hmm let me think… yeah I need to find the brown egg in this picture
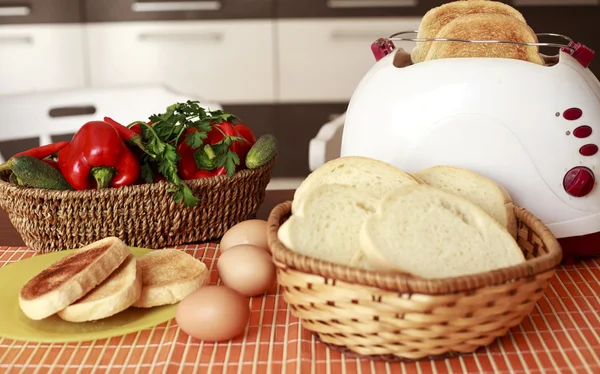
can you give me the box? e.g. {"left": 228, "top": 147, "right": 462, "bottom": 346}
{"left": 175, "top": 286, "right": 250, "bottom": 342}
{"left": 219, "top": 219, "right": 269, "bottom": 253}
{"left": 217, "top": 244, "right": 276, "bottom": 297}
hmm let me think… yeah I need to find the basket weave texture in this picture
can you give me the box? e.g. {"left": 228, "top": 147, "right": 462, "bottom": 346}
{"left": 0, "top": 157, "right": 276, "bottom": 253}
{"left": 267, "top": 201, "right": 563, "bottom": 361}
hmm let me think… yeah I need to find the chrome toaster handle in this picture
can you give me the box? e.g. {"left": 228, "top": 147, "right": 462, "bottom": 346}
{"left": 370, "top": 30, "right": 595, "bottom": 68}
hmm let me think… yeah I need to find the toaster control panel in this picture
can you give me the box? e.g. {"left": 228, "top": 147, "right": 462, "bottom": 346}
{"left": 563, "top": 167, "right": 595, "bottom": 197}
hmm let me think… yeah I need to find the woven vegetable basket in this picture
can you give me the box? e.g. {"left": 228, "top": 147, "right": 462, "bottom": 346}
{"left": 267, "top": 201, "right": 563, "bottom": 361}
{"left": 0, "top": 156, "right": 276, "bottom": 253}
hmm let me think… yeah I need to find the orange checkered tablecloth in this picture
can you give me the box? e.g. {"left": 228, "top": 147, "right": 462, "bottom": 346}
{"left": 0, "top": 244, "right": 599, "bottom": 374}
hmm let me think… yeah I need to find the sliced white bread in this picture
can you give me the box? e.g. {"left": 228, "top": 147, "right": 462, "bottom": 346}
{"left": 19, "top": 237, "right": 130, "bottom": 320}
{"left": 57, "top": 254, "right": 142, "bottom": 322}
{"left": 279, "top": 183, "right": 378, "bottom": 268}
{"left": 292, "top": 156, "right": 419, "bottom": 214}
{"left": 360, "top": 185, "right": 526, "bottom": 279}
{"left": 414, "top": 165, "right": 517, "bottom": 238}
{"left": 132, "top": 249, "right": 209, "bottom": 308}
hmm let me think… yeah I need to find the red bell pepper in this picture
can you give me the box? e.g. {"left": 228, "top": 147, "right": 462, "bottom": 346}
{"left": 42, "top": 158, "right": 60, "bottom": 171}
{"left": 233, "top": 124, "right": 256, "bottom": 144}
{"left": 103, "top": 116, "right": 153, "bottom": 157}
{"left": 194, "top": 166, "right": 226, "bottom": 179}
{"left": 177, "top": 128, "right": 205, "bottom": 180}
{"left": 205, "top": 121, "right": 252, "bottom": 172}
{"left": 0, "top": 142, "right": 69, "bottom": 172}
{"left": 232, "top": 123, "right": 256, "bottom": 167}
{"left": 58, "top": 121, "right": 140, "bottom": 190}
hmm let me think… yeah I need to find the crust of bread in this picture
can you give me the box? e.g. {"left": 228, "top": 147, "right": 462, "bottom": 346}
{"left": 409, "top": 173, "right": 426, "bottom": 184}
{"left": 424, "top": 13, "right": 544, "bottom": 65}
{"left": 132, "top": 249, "right": 209, "bottom": 308}
{"left": 57, "top": 254, "right": 142, "bottom": 322}
{"left": 411, "top": 0, "right": 527, "bottom": 63}
{"left": 19, "top": 237, "right": 130, "bottom": 320}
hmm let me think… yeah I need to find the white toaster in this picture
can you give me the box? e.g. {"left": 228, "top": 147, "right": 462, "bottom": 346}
{"left": 340, "top": 33, "right": 600, "bottom": 261}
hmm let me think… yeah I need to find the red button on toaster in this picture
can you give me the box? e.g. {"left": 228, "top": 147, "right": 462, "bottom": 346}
{"left": 573, "top": 125, "right": 592, "bottom": 138}
{"left": 580, "top": 144, "right": 599, "bottom": 156}
{"left": 563, "top": 167, "right": 595, "bottom": 197}
{"left": 563, "top": 108, "right": 583, "bottom": 121}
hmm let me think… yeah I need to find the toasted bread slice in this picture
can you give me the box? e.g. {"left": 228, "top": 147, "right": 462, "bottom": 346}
{"left": 279, "top": 184, "right": 378, "bottom": 268}
{"left": 414, "top": 165, "right": 517, "bottom": 238}
{"left": 360, "top": 185, "right": 526, "bottom": 279}
{"left": 292, "top": 156, "right": 419, "bottom": 214}
{"left": 424, "top": 13, "right": 544, "bottom": 65}
{"left": 19, "top": 237, "right": 130, "bottom": 320}
{"left": 57, "top": 254, "right": 142, "bottom": 322}
{"left": 132, "top": 249, "right": 209, "bottom": 308}
{"left": 411, "top": 0, "right": 527, "bottom": 63}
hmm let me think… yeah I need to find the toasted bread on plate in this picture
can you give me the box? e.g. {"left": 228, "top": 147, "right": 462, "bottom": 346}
{"left": 18, "top": 237, "right": 130, "bottom": 320}
{"left": 424, "top": 13, "right": 544, "bottom": 64}
{"left": 57, "top": 254, "right": 142, "bottom": 322}
{"left": 132, "top": 249, "right": 209, "bottom": 308}
{"left": 414, "top": 165, "right": 517, "bottom": 238}
{"left": 411, "top": 0, "right": 527, "bottom": 63}
{"left": 359, "top": 185, "right": 526, "bottom": 279}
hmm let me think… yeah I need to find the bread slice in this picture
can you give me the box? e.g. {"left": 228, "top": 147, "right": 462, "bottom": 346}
{"left": 279, "top": 183, "right": 378, "bottom": 268}
{"left": 411, "top": 0, "right": 527, "bottom": 63}
{"left": 424, "top": 13, "right": 544, "bottom": 65}
{"left": 360, "top": 185, "right": 526, "bottom": 279}
{"left": 19, "top": 237, "right": 130, "bottom": 320}
{"left": 57, "top": 254, "right": 142, "bottom": 322}
{"left": 414, "top": 165, "right": 517, "bottom": 238}
{"left": 292, "top": 156, "right": 419, "bottom": 214}
{"left": 132, "top": 249, "right": 209, "bottom": 308}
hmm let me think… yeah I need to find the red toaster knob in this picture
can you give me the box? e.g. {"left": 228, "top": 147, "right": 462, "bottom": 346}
{"left": 563, "top": 167, "right": 596, "bottom": 197}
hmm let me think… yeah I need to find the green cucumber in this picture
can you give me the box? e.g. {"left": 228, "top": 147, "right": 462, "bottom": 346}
{"left": 245, "top": 134, "right": 278, "bottom": 170}
{"left": 9, "top": 172, "right": 21, "bottom": 185}
{"left": 11, "top": 156, "right": 72, "bottom": 190}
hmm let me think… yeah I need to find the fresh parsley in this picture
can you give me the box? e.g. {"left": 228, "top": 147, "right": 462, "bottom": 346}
{"left": 132, "top": 100, "right": 244, "bottom": 207}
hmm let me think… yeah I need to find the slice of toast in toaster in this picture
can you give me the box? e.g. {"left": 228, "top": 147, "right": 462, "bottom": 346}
{"left": 414, "top": 165, "right": 517, "bottom": 238}
{"left": 57, "top": 254, "right": 142, "bottom": 322}
{"left": 424, "top": 13, "right": 545, "bottom": 65}
{"left": 411, "top": 0, "right": 527, "bottom": 63}
{"left": 132, "top": 249, "right": 209, "bottom": 308}
{"left": 18, "top": 237, "right": 130, "bottom": 320}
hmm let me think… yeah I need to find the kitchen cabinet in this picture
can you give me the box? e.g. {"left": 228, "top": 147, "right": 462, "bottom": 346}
{"left": 0, "top": 0, "right": 82, "bottom": 25}
{"left": 0, "top": 25, "right": 86, "bottom": 95}
{"left": 86, "top": 20, "right": 275, "bottom": 104}
{"left": 277, "top": 0, "right": 436, "bottom": 18}
{"left": 85, "top": 0, "right": 275, "bottom": 22}
{"left": 276, "top": 17, "right": 422, "bottom": 103}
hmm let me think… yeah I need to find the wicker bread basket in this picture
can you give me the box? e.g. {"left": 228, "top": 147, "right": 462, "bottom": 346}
{"left": 267, "top": 201, "right": 563, "bottom": 361}
{"left": 0, "top": 156, "right": 276, "bottom": 253}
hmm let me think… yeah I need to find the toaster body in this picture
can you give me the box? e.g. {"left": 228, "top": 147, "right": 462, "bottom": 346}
{"left": 341, "top": 50, "right": 600, "bottom": 255}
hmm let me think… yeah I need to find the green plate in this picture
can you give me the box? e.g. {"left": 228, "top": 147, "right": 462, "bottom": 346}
{"left": 0, "top": 247, "right": 177, "bottom": 343}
